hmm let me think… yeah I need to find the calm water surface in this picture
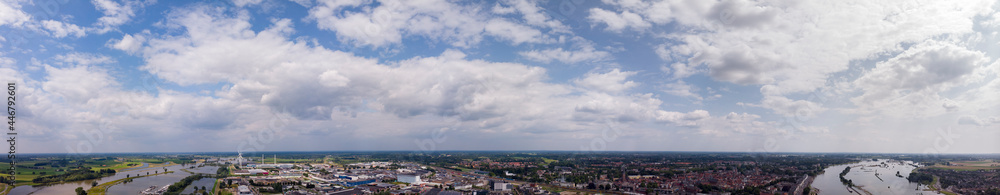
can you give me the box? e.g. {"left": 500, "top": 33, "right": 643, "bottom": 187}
{"left": 811, "top": 159, "right": 941, "bottom": 195}
{"left": 7, "top": 163, "right": 216, "bottom": 195}
{"left": 181, "top": 178, "right": 217, "bottom": 194}
{"left": 106, "top": 165, "right": 218, "bottom": 195}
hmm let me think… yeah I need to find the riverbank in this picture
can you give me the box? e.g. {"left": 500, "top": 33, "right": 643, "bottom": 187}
{"left": 813, "top": 159, "right": 942, "bottom": 195}
{"left": 86, "top": 171, "right": 174, "bottom": 195}
{"left": 0, "top": 183, "right": 11, "bottom": 195}
{"left": 927, "top": 176, "right": 957, "bottom": 195}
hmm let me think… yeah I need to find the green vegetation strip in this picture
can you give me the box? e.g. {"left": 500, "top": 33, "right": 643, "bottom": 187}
{"left": 0, "top": 183, "right": 11, "bottom": 195}
{"left": 87, "top": 171, "right": 174, "bottom": 195}
{"left": 211, "top": 178, "right": 220, "bottom": 194}
{"left": 162, "top": 174, "right": 206, "bottom": 195}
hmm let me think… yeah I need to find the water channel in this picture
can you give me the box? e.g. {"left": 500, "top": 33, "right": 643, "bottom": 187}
{"left": 7, "top": 163, "right": 217, "bottom": 195}
{"left": 811, "top": 159, "right": 941, "bottom": 195}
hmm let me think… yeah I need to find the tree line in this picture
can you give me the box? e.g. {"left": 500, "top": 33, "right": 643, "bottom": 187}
{"left": 32, "top": 168, "right": 116, "bottom": 184}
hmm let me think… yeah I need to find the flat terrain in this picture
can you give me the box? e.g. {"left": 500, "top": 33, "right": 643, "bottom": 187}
{"left": 925, "top": 160, "right": 1000, "bottom": 171}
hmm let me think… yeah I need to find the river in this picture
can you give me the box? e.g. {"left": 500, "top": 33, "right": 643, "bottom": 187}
{"left": 6, "top": 163, "right": 218, "bottom": 195}
{"left": 811, "top": 159, "right": 941, "bottom": 195}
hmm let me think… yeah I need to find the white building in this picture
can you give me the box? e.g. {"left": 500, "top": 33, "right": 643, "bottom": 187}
{"left": 493, "top": 182, "right": 512, "bottom": 191}
{"left": 248, "top": 164, "right": 294, "bottom": 169}
{"left": 238, "top": 185, "right": 253, "bottom": 195}
{"left": 247, "top": 169, "right": 269, "bottom": 175}
{"left": 397, "top": 174, "right": 421, "bottom": 184}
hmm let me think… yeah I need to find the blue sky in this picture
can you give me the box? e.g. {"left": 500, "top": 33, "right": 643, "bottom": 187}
{"left": 1, "top": 0, "right": 999, "bottom": 154}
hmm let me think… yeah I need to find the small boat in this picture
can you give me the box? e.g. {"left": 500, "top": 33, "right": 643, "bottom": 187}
{"left": 156, "top": 184, "right": 171, "bottom": 194}
{"left": 140, "top": 186, "right": 157, "bottom": 195}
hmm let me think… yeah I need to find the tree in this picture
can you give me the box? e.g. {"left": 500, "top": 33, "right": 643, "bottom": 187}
{"left": 75, "top": 187, "right": 87, "bottom": 195}
{"left": 271, "top": 183, "right": 283, "bottom": 193}
{"left": 92, "top": 180, "right": 98, "bottom": 187}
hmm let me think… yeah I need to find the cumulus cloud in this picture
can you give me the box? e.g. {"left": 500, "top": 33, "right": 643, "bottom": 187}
{"left": 41, "top": 20, "right": 86, "bottom": 38}
{"left": 484, "top": 18, "right": 546, "bottom": 45}
{"left": 661, "top": 81, "right": 702, "bottom": 100}
{"left": 519, "top": 36, "right": 612, "bottom": 64}
{"left": 957, "top": 115, "right": 999, "bottom": 126}
{"left": 232, "top": 0, "right": 263, "bottom": 7}
{"left": 42, "top": 65, "right": 118, "bottom": 103}
{"left": 519, "top": 47, "right": 611, "bottom": 64}
{"left": 0, "top": 0, "right": 30, "bottom": 27}
{"left": 942, "top": 99, "right": 959, "bottom": 112}
{"left": 852, "top": 40, "right": 988, "bottom": 117}
{"left": 91, "top": 0, "right": 155, "bottom": 33}
{"left": 655, "top": 109, "right": 709, "bottom": 127}
{"left": 573, "top": 69, "right": 638, "bottom": 93}
{"left": 598, "top": 0, "right": 994, "bottom": 99}
{"left": 308, "top": 0, "right": 553, "bottom": 47}
{"left": 109, "top": 34, "right": 145, "bottom": 53}
{"left": 590, "top": 0, "right": 996, "bottom": 128}
{"left": 491, "top": 0, "right": 570, "bottom": 33}
{"left": 758, "top": 94, "right": 826, "bottom": 118}
{"left": 129, "top": 6, "right": 742, "bottom": 144}
{"left": 587, "top": 8, "right": 650, "bottom": 32}
{"left": 53, "top": 52, "right": 115, "bottom": 66}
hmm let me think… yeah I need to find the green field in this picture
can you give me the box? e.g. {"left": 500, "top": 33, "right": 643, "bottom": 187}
{"left": 540, "top": 158, "right": 558, "bottom": 165}
{"left": 925, "top": 160, "right": 1000, "bottom": 171}
{"left": 87, "top": 171, "right": 173, "bottom": 195}
{"left": 0, "top": 157, "right": 194, "bottom": 186}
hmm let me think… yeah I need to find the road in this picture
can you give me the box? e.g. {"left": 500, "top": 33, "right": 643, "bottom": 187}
{"left": 792, "top": 174, "right": 812, "bottom": 195}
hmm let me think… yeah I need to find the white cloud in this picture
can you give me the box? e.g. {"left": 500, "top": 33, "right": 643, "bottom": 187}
{"left": 652, "top": 108, "right": 786, "bottom": 136}
{"left": 613, "top": 0, "right": 995, "bottom": 96}
{"left": 655, "top": 109, "right": 709, "bottom": 127}
{"left": 520, "top": 36, "right": 612, "bottom": 64}
{"left": 0, "top": 0, "right": 30, "bottom": 27}
{"left": 288, "top": 0, "right": 313, "bottom": 7}
{"left": 758, "top": 95, "right": 825, "bottom": 118}
{"left": 53, "top": 52, "right": 115, "bottom": 66}
{"left": 492, "top": 0, "right": 570, "bottom": 33}
{"left": 42, "top": 65, "right": 118, "bottom": 103}
{"left": 573, "top": 69, "right": 638, "bottom": 93}
{"left": 519, "top": 47, "right": 611, "bottom": 64}
{"left": 851, "top": 40, "right": 988, "bottom": 117}
{"left": 109, "top": 34, "right": 145, "bottom": 53}
{"left": 41, "top": 20, "right": 86, "bottom": 38}
{"left": 232, "top": 0, "right": 263, "bottom": 7}
{"left": 942, "top": 99, "right": 959, "bottom": 112}
{"left": 484, "top": 18, "right": 546, "bottom": 45}
{"left": 308, "top": 0, "right": 551, "bottom": 47}
{"left": 957, "top": 115, "right": 999, "bottom": 126}
{"left": 661, "top": 80, "right": 701, "bottom": 100}
{"left": 591, "top": 0, "right": 998, "bottom": 131}
{"left": 91, "top": 0, "right": 154, "bottom": 34}
{"left": 587, "top": 8, "right": 650, "bottom": 32}
{"left": 133, "top": 6, "right": 724, "bottom": 143}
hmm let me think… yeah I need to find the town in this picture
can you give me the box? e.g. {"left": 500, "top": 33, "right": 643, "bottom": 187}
{"left": 1, "top": 152, "right": 999, "bottom": 195}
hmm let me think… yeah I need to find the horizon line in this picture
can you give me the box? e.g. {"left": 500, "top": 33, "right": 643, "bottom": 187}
{"left": 15, "top": 150, "right": 1000, "bottom": 156}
